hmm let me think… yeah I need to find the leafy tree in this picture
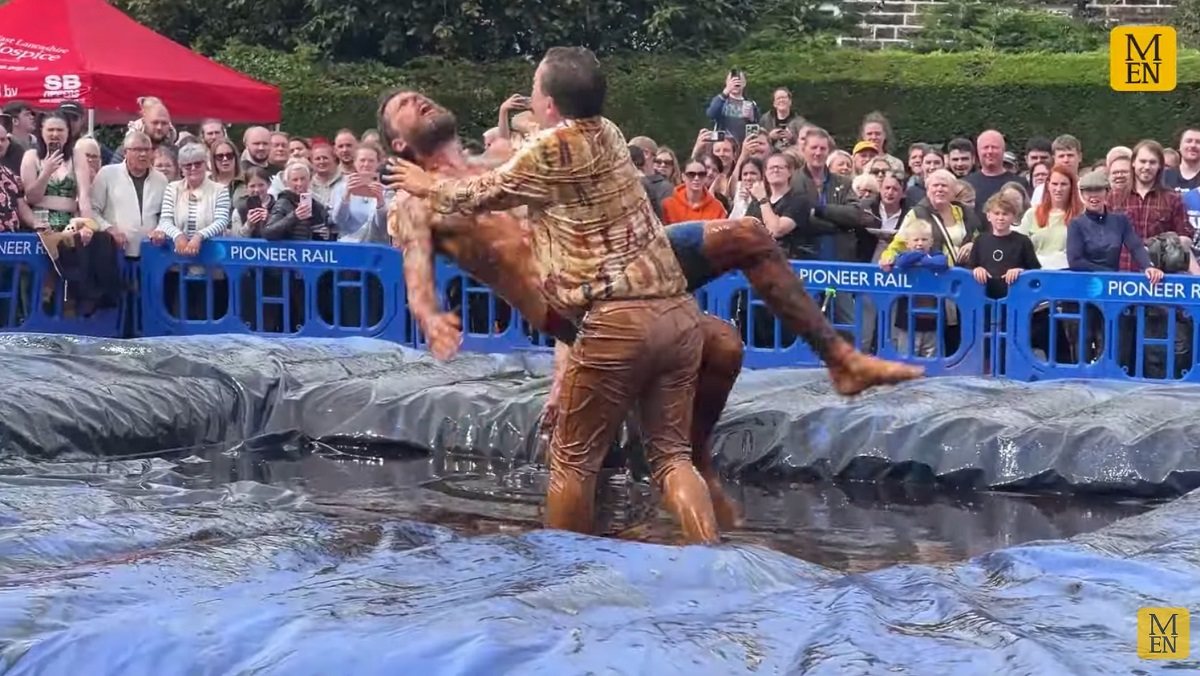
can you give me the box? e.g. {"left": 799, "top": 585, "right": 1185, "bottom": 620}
{"left": 911, "top": 0, "right": 1105, "bottom": 54}
{"left": 1173, "top": 0, "right": 1200, "bottom": 50}
{"left": 115, "top": 0, "right": 849, "bottom": 66}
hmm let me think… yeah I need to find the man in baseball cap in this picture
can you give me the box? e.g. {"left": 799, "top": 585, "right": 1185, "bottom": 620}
{"left": 58, "top": 100, "right": 84, "bottom": 120}
{"left": 58, "top": 100, "right": 86, "bottom": 139}
{"left": 852, "top": 140, "right": 878, "bottom": 173}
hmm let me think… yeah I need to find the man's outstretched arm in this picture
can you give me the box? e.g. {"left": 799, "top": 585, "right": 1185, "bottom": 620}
{"left": 388, "top": 195, "right": 461, "bottom": 359}
{"left": 389, "top": 195, "right": 438, "bottom": 322}
{"left": 390, "top": 133, "right": 555, "bottom": 216}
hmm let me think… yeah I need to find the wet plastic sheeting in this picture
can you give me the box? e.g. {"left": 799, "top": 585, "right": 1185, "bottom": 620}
{"left": 0, "top": 334, "right": 545, "bottom": 462}
{"left": 0, "top": 442, "right": 1196, "bottom": 674}
{"left": 710, "top": 369, "right": 1200, "bottom": 495}
{"left": 3, "top": 334, "right": 1200, "bottom": 494}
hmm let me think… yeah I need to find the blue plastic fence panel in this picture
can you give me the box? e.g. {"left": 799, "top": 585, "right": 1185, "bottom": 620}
{"left": 13, "top": 228, "right": 1200, "bottom": 386}
{"left": 0, "top": 233, "right": 125, "bottom": 337}
{"left": 139, "top": 238, "right": 409, "bottom": 343}
{"left": 1004, "top": 270, "right": 1200, "bottom": 383}
{"left": 702, "top": 261, "right": 990, "bottom": 375}
{"left": 431, "top": 258, "right": 552, "bottom": 355}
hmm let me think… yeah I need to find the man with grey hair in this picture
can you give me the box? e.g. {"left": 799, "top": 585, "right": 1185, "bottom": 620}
{"left": 90, "top": 129, "right": 168, "bottom": 257}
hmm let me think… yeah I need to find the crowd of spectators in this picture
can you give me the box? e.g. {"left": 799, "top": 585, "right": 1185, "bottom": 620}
{"left": 0, "top": 76, "right": 1196, "bottom": 369}
{"left": 0, "top": 96, "right": 392, "bottom": 329}
{"left": 593, "top": 70, "right": 1198, "bottom": 366}
{"left": 0, "top": 96, "right": 390, "bottom": 261}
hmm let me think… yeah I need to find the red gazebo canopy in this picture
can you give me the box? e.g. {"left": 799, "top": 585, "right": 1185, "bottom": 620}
{"left": 0, "top": 0, "right": 281, "bottom": 124}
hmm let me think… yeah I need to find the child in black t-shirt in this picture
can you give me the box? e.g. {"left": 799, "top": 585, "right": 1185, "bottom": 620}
{"left": 967, "top": 193, "right": 1040, "bottom": 299}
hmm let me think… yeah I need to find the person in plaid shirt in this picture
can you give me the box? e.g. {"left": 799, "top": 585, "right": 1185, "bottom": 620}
{"left": 1110, "top": 140, "right": 1198, "bottom": 273}
{"left": 391, "top": 47, "right": 729, "bottom": 544}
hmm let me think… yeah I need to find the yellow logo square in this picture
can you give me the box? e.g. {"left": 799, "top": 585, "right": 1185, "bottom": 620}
{"left": 1110, "top": 26, "right": 1177, "bottom": 92}
{"left": 1138, "top": 607, "right": 1190, "bottom": 659}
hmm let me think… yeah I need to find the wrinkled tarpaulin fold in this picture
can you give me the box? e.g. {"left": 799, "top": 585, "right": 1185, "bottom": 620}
{"left": 0, "top": 334, "right": 1198, "bottom": 496}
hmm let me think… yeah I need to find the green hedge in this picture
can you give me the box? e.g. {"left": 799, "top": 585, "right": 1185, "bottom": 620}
{"left": 215, "top": 43, "right": 1200, "bottom": 158}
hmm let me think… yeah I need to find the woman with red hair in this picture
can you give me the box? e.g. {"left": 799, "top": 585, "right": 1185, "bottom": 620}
{"left": 1017, "top": 164, "right": 1083, "bottom": 269}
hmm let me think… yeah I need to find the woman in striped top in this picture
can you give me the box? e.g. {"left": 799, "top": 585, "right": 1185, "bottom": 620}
{"left": 154, "top": 143, "right": 231, "bottom": 256}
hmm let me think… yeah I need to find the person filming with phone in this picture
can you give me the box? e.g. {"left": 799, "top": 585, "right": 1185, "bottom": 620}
{"left": 705, "top": 68, "right": 759, "bottom": 145}
{"left": 230, "top": 166, "right": 275, "bottom": 238}
{"left": 21, "top": 111, "right": 94, "bottom": 232}
{"left": 327, "top": 145, "right": 388, "bottom": 243}
{"left": 263, "top": 160, "right": 335, "bottom": 242}
{"left": 496, "top": 93, "right": 531, "bottom": 148}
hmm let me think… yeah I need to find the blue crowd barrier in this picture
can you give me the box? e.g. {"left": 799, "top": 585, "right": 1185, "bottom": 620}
{"left": 703, "top": 262, "right": 991, "bottom": 375}
{"left": 1003, "top": 270, "right": 1200, "bottom": 382}
{"left": 0, "top": 233, "right": 124, "bottom": 337}
{"left": 139, "top": 238, "right": 411, "bottom": 344}
{"left": 5, "top": 233, "right": 1200, "bottom": 384}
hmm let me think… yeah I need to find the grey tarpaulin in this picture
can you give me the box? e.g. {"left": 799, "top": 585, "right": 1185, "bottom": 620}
{"left": 1, "top": 444, "right": 1198, "bottom": 674}
{"left": 2, "top": 334, "right": 1199, "bottom": 495}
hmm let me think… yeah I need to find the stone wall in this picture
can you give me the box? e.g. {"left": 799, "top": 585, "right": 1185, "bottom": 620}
{"left": 842, "top": 1, "right": 1177, "bottom": 48}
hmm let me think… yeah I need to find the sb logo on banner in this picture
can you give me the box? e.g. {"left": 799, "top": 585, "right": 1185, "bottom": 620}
{"left": 43, "top": 74, "right": 80, "bottom": 93}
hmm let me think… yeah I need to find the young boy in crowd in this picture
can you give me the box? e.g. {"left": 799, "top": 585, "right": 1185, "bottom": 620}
{"left": 967, "top": 193, "right": 1040, "bottom": 299}
{"left": 886, "top": 218, "right": 948, "bottom": 357}
{"left": 967, "top": 193, "right": 1040, "bottom": 370}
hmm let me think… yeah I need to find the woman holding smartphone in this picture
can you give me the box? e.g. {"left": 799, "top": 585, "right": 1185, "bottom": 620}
{"left": 230, "top": 166, "right": 275, "bottom": 238}
{"left": 20, "top": 111, "right": 93, "bottom": 231}
{"left": 263, "top": 160, "right": 334, "bottom": 241}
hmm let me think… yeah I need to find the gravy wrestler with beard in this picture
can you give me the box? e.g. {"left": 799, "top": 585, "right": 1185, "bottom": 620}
{"left": 381, "top": 95, "right": 922, "bottom": 539}
{"left": 389, "top": 47, "right": 724, "bottom": 543}
{"left": 381, "top": 88, "right": 746, "bottom": 532}
{"left": 386, "top": 48, "right": 922, "bottom": 543}
{"left": 381, "top": 98, "right": 921, "bottom": 398}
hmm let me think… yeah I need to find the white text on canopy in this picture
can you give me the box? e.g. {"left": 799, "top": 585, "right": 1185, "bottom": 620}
{"left": 1105, "top": 279, "right": 1200, "bottom": 300}
{"left": 228, "top": 244, "right": 339, "bottom": 265}
{"left": 0, "top": 36, "right": 67, "bottom": 62}
{"left": 797, "top": 266, "right": 914, "bottom": 290}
